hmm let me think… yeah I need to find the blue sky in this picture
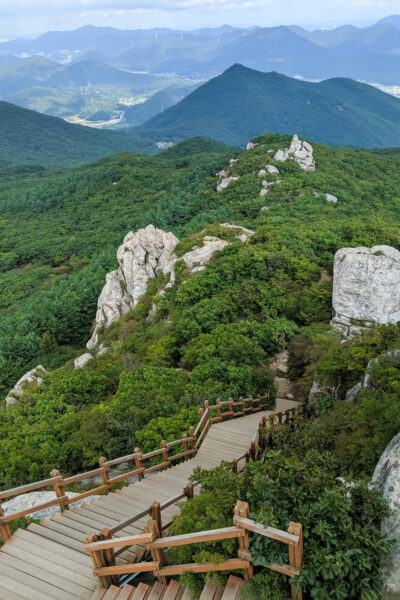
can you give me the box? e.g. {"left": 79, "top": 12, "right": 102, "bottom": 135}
{"left": 2, "top": 0, "right": 400, "bottom": 37}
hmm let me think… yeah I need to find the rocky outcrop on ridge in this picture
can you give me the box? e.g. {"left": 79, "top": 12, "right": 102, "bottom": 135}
{"left": 6, "top": 365, "right": 47, "bottom": 406}
{"left": 273, "top": 135, "right": 315, "bottom": 172}
{"left": 87, "top": 225, "right": 179, "bottom": 349}
{"left": 216, "top": 159, "right": 240, "bottom": 193}
{"left": 331, "top": 245, "right": 400, "bottom": 337}
{"left": 88, "top": 224, "right": 253, "bottom": 349}
{"left": 372, "top": 434, "right": 400, "bottom": 595}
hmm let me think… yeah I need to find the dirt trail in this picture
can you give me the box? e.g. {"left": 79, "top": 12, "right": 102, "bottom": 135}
{"left": 270, "top": 350, "right": 299, "bottom": 402}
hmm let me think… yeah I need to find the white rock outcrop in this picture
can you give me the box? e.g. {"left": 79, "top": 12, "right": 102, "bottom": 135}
{"left": 331, "top": 246, "right": 400, "bottom": 337}
{"left": 326, "top": 193, "right": 338, "bottom": 203}
{"left": 246, "top": 142, "right": 258, "bottom": 150}
{"left": 87, "top": 225, "right": 179, "bottom": 349}
{"left": 217, "top": 176, "right": 239, "bottom": 193}
{"left": 6, "top": 366, "right": 48, "bottom": 406}
{"left": 372, "top": 434, "right": 400, "bottom": 595}
{"left": 180, "top": 237, "right": 228, "bottom": 273}
{"left": 74, "top": 353, "right": 93, "bottom": 369}
{"left": 273, "top": 135, "right": 315, "bottom": 172}
{"left": 220, "top": 223, "right": 254, "bottom": 242}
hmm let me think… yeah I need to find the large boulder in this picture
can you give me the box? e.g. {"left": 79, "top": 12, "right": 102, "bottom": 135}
{"left": 372, "top": 434, "right": 400, "bottom": 595}
{"left": 6, "top": 365, "right": 47, "bottom": 406}
{"left": 273, "top": 135, "right": 315, "bottom": 172}
{"left": 87, "top": 225, "right": 179, "bottom": 349}
{"left": 331, "top": 246, "right": 400, "bottom": 337}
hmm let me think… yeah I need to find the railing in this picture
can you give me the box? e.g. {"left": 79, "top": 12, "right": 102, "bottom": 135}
{"left": 85, "top": 500, "right": 303, "bottom": 600}
{"left": 0, "top": 393, "right": 274, "bottom": 542}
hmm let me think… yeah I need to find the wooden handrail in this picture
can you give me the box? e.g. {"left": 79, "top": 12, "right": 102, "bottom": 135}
{"left": 86, "top": 499, "right": 303, "bottom": 598}
{"left": 233, "top": 516, "right": 300, "bottom": 545}
{"left": 85, "top": 532, "right": 154, "bottom": 552}
{"left": 147, "top": 526, "right": 245, "bottom": 549}
{"left": 0, "top": 475, "right": 62, "bottom": 500}
{"left": 0, "top": 391, "right": 276, "bottom": 542}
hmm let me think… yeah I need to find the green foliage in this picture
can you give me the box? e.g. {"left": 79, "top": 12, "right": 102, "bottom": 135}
{"left": 168, "top": 455, "right": 390, "bottom": 600}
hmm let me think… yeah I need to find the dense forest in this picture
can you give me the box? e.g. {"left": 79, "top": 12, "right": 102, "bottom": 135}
{"left": 1, "top": 133, "right": 400, "bottom": 597}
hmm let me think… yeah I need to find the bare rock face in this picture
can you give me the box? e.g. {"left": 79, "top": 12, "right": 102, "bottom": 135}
{"left": 74, "top": 353, "right": 93, "bottom": 369}
{"left": 87, "top": 225, "right": 179, "bottom": 349}
{"left": 331, "top": 246, "right": 400, "bottom": 337}
{"left": 273, "top": 135, "right": 315, "bottom": 172}
{"left": 372, "top": 434, "right": 400, "bottom": 595}
{"left": 246, "top": 142, "right": 258, "bottom": 150}
{"left": 326, "top": 193, "right": 338, "bottom": 203}
{"left": 6, "top": 365, "right": 47, "bottom": 406}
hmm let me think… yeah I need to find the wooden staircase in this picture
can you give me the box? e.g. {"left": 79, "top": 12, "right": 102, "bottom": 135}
{"left": 91, "top": 575, "right": 245, "bottom": 600}
{"left": 0, "top": 400, "right": 299, "bottom": 600}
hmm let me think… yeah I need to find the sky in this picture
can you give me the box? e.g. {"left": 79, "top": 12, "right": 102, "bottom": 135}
{"left": 2, "top": 0, "right": 400, "bottom": 38}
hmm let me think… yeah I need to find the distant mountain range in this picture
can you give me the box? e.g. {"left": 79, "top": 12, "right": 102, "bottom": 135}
{"left": 3, "top": 18, "right": 400, "bottom": 85}
{"left": 0, "top": 56, "right": 194, "bottom": 122}
{"left": 0, "top": 101, "right": 157, "bottom": 167}
{"left": 137, "top": 64, "right": 400, "bottom": 148}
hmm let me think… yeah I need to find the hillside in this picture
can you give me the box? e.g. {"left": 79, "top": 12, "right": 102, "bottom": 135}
{"left": 137, "top": 65, "right": 400, "bottom": 148}
{"left": 0, "top": 101, "right": 157, "bottom": 166}
{"left": 1, "top": 134, "right": 400, "bottom": 596}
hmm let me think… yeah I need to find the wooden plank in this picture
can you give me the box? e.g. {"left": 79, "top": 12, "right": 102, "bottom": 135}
{"left": 27, "top": 522, "right": 87, "bottom": 553}
{"left": 149, "top": 527, "right": 244, "bottom": 550}
{"left": 14, "top": 527, "right": 92, "bottom": 567}
{"left": 233, "top": 516, "right": 299, "bottom": 545}
{"left": 116, "top": 585, "right": 136, "bottom": 600}
{"left": 199, "top": 580, "right": 218, "bottom": 600}
{"left": 146, "top": 582, "right": 167, "bottom": 600}
{"left": 220, "top": 576, "right": 243, "bottom": 600}
{"left": 0, "top": 476, "right": 62, "bottom": 500}
{"left": 132, "top": 583, "right": 151, "bottom": 600}
{"left": 1, "top": 539, "right": 96, "bottom": 590}
{"left": 0, "top": 585, "right": 30, "bottom": 600}
{"left": 162, "top": 580, "right": 182, "bottom": 600}
{"left": 3, "top": 496, "right": 67, "bottom": 521}
{"left": 180, "top": 589, "right": 193, "bottom": 600}
{"left": 0, "top": 551, "right": 86, "bottom": 598}
{"left": 103, "top": 586, "right": 122, "bottom": 599}
{"left": 90, "top": 586, "right": 108, "bottom": 600}
{"left": 155, "top": 558, "right": 250, "bottom": 577}
{"left": 0, "top": 562, "right": 75, "bottom": 600}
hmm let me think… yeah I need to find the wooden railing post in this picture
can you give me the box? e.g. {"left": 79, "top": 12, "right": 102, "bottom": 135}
{"left": 51, "top": 469, "right": 68, "bottom": 513}
{"left": 145, "top": 517, "right": 166, "bottom": 583}
{"left": 150, "top": 501, "right": 162, "bottom": 537}
{"left": 182, "top": 434, "right": 189, "bottom": 460}
{"left": 86, "top": 531, "right": 113, "bottom": 589}
{"left": 288, "top": 522, "right": 303, "bottom": 600}
{"left": 228, "top": 397, "right": 233, "bottom": 417}
{"left": 278, "top": 412, "right": 283, "bottom": 425}
{"left": 268, "top": 414, "right": 275, "bottom": 429}
{"left": 232, "top": 458, "right": 238, "bottom": 474}
{"left": 134, "top": 448, "right": 144, "bottom": 481}
{"left": 161, "top": 440, "right": 169, "bottom": 465}
{"left": 99, "top": 457, "right": 111, "bottom": 493}
{"left": 216, "top": 399, "right": 221, "bottom": 421}
{"left": 184, "top": 482, "right": 194, "bottom": 500}
{"left": 245, "top": 450, "right": 250, "bottom": 464}
{"left": 0, "top": 505, "right": 11, "bottom": 543}
{"left": 249, "top": 396, "right": 254, "bottom": 412}
{"left": 100, "top": 527, "right": 119, "bottom": 587}
{"left": 258, "top": 420, "right": 265, "bottom": 452}
{"left": 189, "top": 426, "right": 196, "bottom": 449}
{"left": 234, "top": 501, "right": 253, "bottom": 580}
{"left": 250, "top": 441, "right": 256, "bottom": 461}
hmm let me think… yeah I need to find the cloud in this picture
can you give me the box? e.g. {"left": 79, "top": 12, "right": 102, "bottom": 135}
{"left": 3, "top": 0, "right": 400, "bottom": 36}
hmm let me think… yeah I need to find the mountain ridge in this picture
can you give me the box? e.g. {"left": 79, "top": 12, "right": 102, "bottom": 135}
{"left": 137, "top": 64, "right": 400, "bottom": 148}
